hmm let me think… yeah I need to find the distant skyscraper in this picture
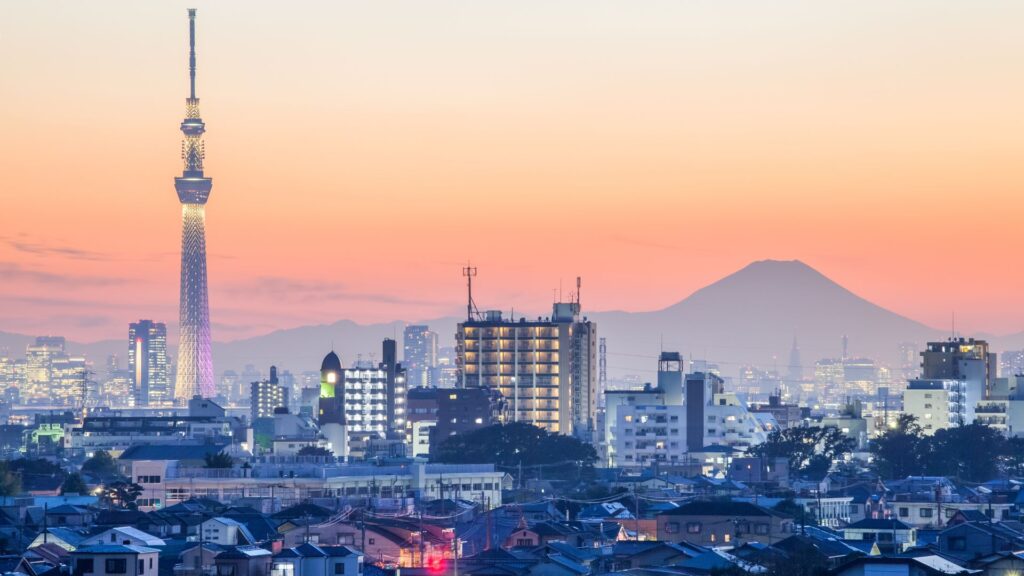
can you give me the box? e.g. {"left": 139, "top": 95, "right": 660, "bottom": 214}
{"left": 786, "top": 336, "right": 803, "bottom": 390}
{"left": 403, "top": 326, "right": 437, "bottom": 388}
{"left": 128, "top": 320, "right": 170, "bottom": 407}
{"left": 174, "top": 9, "right": 215, "bottom": 401}
{"left": 24, "top": 337, "right": 65, "bottom": 402}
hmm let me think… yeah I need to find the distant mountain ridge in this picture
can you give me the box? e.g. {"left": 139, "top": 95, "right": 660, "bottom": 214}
{"left": 3, "top": 260, "right": 1020, "bottom": 379}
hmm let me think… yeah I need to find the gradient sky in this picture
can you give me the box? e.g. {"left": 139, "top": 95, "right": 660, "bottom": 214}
{"left": 2, "top": 1, "right": 1024, "bottom": 343}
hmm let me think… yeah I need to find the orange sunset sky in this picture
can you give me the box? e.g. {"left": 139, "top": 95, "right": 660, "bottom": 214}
{"left": 2, "top": 1, "right": 1023, "bottom": 343}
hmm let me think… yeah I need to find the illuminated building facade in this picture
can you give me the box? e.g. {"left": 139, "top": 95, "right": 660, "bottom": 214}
{"left": 318, "top": 350, "right": 388, "bottom": 458}
{"left": 128, "top": 320, "right": 170, "bottom": 407}
{"left": 456, "top": 302, "right": 597, "bottom": 439}
{"left": 403, "top": 325, "right": 437, "bottom": 388}
{"left": 174, "top": 9, "right": 215, "bottom": 401}
{"left": 251, "top": 366, "right": 288, "bottom": 421}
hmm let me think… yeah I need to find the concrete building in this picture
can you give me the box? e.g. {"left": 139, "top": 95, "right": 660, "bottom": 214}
{"left": 921, "top": 338, "right": 996, "bottom": 400}
{"left": 602, "top": 384, "right": 666, "bottom": 467}
{"left": 456, "top": 301, "right": 597, "bottom": 439}
{"left": 380, "top": 339, "right": 407, "bottom": 438}
{"left": 128, "top": 321, "right": 170, "bottom": 407}
{"left": 251, "top": 366, "right": 289, "bottom": 421}
{"left": 975, "top": 375, "right": 1024, "bottom": 436}
{"left": 903, "top": 379, "right": 968, "bottom": 434}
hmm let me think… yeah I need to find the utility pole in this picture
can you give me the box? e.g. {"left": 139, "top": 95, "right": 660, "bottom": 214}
{"left": 633, "top": 482, "right": 640, "bottom": 541}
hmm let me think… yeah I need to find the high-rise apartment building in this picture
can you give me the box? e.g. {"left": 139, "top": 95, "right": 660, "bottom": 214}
{"left": 403, "top": 325, "right": 438, "bottom": 388}
{"left": 128, "top": 320, "right": 170, "bottom": 407}
{"left": 921, "top": 338, "right": 997, "bottom": 400}
{"left": 380, "top": 339, "right": 407, "bottom": 437}
{"left": 318, "top": 350, "right": 389, "bottom": 458}
{"left": 251, "top": 365, "right": 288, "bottom": 421}
{"left": 456, "top": 301, "right": 597, "bottom": 438}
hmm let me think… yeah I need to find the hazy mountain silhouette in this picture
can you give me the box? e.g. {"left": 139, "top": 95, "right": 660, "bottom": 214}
{"left": 589, "top": 259, "right": 943, "bottom": 378}
{"left": 7, "top": 259, "right": 1021, "bottom": 382}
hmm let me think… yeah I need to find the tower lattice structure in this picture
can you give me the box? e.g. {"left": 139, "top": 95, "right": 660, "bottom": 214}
{"left": 174, "top": 9, "right": 214, "bottom": 400}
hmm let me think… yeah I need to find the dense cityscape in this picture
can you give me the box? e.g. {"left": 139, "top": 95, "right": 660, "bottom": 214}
{"left": 3, "top": 5, "right": 1024, "bottom": 576}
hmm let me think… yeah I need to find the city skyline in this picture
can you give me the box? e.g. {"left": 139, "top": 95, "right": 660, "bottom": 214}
{"left": 3, "top": 1, "right": 1024, "bottom": 343}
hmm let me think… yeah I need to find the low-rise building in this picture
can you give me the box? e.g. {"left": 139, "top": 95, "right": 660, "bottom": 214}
{"left": 656, "top": 501, "right": 793, "bottom": 547}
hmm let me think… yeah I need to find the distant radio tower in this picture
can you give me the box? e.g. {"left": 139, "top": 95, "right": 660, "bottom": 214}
{"left": 463, "top": 264, "right": 480, "bottom": 321}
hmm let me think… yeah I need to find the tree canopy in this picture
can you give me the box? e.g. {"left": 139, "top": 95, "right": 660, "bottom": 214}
{"left": 204, "top": 451, "right": 234, "bottom": 469}
{"left": 433, "top": 422, "right": 597, "bottom": 471}
{"left": 871, "top": 417, "right": 1009, "bottom": 482}
{"left": 748, "top": 425, "right": 855, "bottom": 479}
{"left": 61, "top": 472, "right": 89, "bottom": 495}
{"left": 297, "top": 446, "right": 332, "bottom": 457}
{"left": 82, "top": 450, "right": 119, "bottom": 480}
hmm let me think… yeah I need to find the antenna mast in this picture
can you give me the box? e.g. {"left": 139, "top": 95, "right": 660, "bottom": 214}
{"left": 188, "top": 9, "right": 197, "bottom": 99}
{"left": 463, "top": 265, "right": 479, "bottom": 321}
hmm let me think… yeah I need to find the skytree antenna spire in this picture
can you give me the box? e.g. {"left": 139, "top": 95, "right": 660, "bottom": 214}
{"left": 174, "top": 8, "right": 214, "bottom": 401}
{"left": 188, "top": 8, "right": 197, "bottom": 99}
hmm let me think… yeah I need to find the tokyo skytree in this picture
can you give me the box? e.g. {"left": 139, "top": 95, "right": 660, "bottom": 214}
{"left": 174, "top": 9, "right": 214, "bottom": 400}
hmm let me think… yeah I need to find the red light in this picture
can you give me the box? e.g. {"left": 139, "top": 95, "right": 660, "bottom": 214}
{"left": 426, "top": 554, "right": 446, "bottom": 574}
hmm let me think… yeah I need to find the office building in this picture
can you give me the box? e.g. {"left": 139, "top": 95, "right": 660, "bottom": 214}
{"left": 128, "top": 320, "right": 170, "bottom": 407}
{"left": 24, "top": 336, "right": 67, "bottom": 402}
{"left": 251, "top": 366, "right": 288, "bottom": 421}
{"left": 456, "top": 300, "right": 597, "bottom": 438}
{"left": 921, "top": 338, "right": 997, "bottom": 400}
{"left": 403, "top": 325, "right": 438, "bottom": 388}
{"left": 174, "top": 9, "right": 215, "bottom": 400}
{"left": 50, "top": 355, "right": 88, "bottom": 407}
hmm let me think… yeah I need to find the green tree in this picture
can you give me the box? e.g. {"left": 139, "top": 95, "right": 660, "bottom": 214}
{"left": 433, "top": 422, "right": 597, "bottom": 480}
{"left": 60, "top": 472, "right": 89, "bottom": 495}
{"left": 748, "top": 426, "right": 855, "bottom": 479}
{"left": 82, "top": 450, "right": 118, "bottom": 480}
{"left": 101, "top": 480, "right": 143, "bottom": 510}
{"left": 773, "top": 498, "right": 816, "bottom": 527}
{"left": 870, "top": 414, "right": 925, "bottom": 479}
{"left": 0, "top": 461, "right": 22, "bottom": 497}
{"left": 203, "top": 451, "right": 234, "bottom": 468}
{"left": 297, "top": 446, "right": 332, "bottom": 457}
{"left": 923, "top": 424, "right": 1004, "bottom": 482}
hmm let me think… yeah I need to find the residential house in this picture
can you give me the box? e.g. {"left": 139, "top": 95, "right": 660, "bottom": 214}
{"left": 213, "top": 546, "right": 273, "bottom": 576}
{"left": 656, "top": 501, "right": 792, "bottom": 547}
{"left": 81, "top": 527, "right": 165, "bottom": 549}
{"left": 200, "top": 518, "right": 257, "bottom": 546}
{"left": 70, "top": 545, "right": 160, "bottom": 576}
{"left": 842, "top": 518, "right": 916, "bottom": 554}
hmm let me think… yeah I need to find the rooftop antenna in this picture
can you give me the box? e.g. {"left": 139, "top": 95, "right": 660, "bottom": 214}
{"left": 576, "top": 276, "right": 581, "bottom": 307}
{"left": 952, "top": 311, "right": 956, "bottom": 340}
{"left": 462, "top": 264, "right": 479, "bottom": 321}
{"left": 188, "top": 9, "right": 197, "bottom": 100}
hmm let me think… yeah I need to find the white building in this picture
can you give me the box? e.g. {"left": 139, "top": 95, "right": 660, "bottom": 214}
{"left": 903, "top": 379, "right": 967, "bottom": 434}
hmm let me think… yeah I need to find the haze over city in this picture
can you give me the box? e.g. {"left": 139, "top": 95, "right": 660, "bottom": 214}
{"left": 4, "top": 1, "right": 1024, "bottom": 344}
{"left": 5, "top": 6, "right": 1024, "bottom": 575}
